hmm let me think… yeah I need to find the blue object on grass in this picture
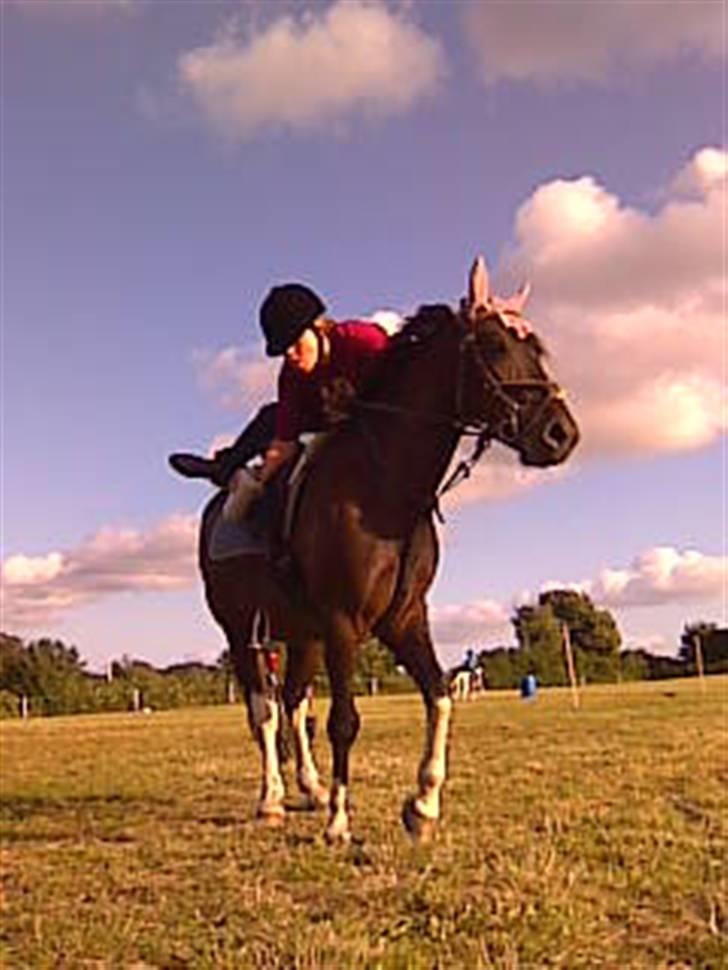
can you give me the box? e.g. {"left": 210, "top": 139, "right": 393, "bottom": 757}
{"left": 520, "top": 674, "right": 537, "bottom": 700}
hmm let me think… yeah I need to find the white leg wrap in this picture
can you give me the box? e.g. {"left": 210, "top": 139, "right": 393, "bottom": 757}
{"left": 325, "top": 781, "right": 350, "bottom": 842}
{"left": 414, "top": 696, "right": 452, "bottom": 820}
{"left": 250, "top": 692, "right": 285, "bottom": 814}
{"left": 291, "top": 696, "right": 327, "bottom": 805}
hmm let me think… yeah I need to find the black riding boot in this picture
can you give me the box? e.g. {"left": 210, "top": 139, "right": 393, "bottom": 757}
{"left": 168, "top": 402, "right": 278, "bottom": 486}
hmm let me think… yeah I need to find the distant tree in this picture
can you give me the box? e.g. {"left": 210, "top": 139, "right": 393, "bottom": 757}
{"left": 512, "top": 603, "right": 566, "bottom": 685}
{"left": 0, "top": 633, "right": 32, "bottom": 698}
{"left": 511, "top": 591, "right": 622, "bottom": 686}
{"left": 23, "top": 638, "right": 93, "bottom": 715}
{"left": 679, "top": 622, "right": 727, "bottom": 674}
{"left": 477, "top": 646, "right": 524, "bottom": 689}
{"left": 619, "top": 650, "right": 650, "bottom": 681}
{"left": 355, "top": 638, "right": 399, "bottom": 692}
{"left": 645, "top": 653, "right": 688, "bottom": 680}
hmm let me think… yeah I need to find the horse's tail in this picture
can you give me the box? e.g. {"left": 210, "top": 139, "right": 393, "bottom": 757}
{"left": 198, "top": 490, "right": 227, "bottom": 578}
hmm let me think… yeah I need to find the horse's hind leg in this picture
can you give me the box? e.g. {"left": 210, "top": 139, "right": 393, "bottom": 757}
{"left": 282, "top": 639, "right": 328, "bottom": 810}
{"left": 377, "top": 607, "right": 452, "bottom": 842}
{"left": 221, "top": 613, "right": 286, "bottom": 824}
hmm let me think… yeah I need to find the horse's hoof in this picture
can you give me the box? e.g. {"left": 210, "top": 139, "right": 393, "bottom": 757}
{"left": 325, "top": 828, "right": 352, "bottom": 846}
{"left": 302, "top": 790, "right": 329, "bottom": 812}
{"left": 309, "top": 785, "right": 330, "bottom": 811}
{"left": 256, "top": 806, "right": 285, "bottom": 827}
{"left": 324, "top": 821, "right": 352, "bottom": 846}
{"left": 298, "top": 774, "right": 329, "bottom": 811}
{"left": 401, "top": 796, "right": 437, "bottom": 844}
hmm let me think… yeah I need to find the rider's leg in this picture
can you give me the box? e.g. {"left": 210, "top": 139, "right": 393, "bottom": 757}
{"left": 216, "top": 402, "right": 278, "bottom": 482}
{"left": 169, "top": 402, "right": 278, "bottom": 486}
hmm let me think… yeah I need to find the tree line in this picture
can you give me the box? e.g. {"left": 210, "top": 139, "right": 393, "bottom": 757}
{"left": 0, "top": 634, "right": 229, "bottom": 718}
{"left": 1, "top": 591, "right": 724, "bottom": 717}
{"left": 477, "top": 590, "right": 726, "bottom": 689}
{"left": 0, "top": 632, "right": 408, "bottom": 718}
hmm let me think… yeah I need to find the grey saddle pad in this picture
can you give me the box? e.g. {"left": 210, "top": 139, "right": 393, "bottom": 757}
{"left": 208, "top": 509, "right": 269, "bottom": 561}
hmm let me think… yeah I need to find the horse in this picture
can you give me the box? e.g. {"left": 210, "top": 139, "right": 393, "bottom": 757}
{"left": 450, "top": 665, "right": 484, "bottom": 702}
{"left": 198, "top": 257, "right": 579, "bottom": 843}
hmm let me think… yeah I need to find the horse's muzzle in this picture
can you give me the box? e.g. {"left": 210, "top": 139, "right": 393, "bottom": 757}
{"left": 519, "top": 401, "right": 580, "bottom": 467}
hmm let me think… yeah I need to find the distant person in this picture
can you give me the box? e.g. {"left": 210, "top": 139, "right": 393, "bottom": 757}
{"left": 169, "top": 283, "right": 390, "bottom": 522}
{"left": 520, "top": 672, "right": 538, "bottom": 700}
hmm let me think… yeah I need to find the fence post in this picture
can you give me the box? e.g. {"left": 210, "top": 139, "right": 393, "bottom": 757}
{"left": 694, "top": 632, "right": 706, "bottom": 693}
{"left": 562, "top": 624, "right": 580, "bottom": 710}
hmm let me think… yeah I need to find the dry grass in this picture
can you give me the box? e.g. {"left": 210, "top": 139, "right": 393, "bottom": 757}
{"left": 1, "top": 678, "right": 726, "bottom": 968}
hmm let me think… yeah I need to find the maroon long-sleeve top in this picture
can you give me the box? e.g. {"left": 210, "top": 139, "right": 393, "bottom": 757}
{"left": 274, "top": 321, "right": 389, "bottom": 441}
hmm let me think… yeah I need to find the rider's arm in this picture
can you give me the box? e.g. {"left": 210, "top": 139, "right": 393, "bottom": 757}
{"left": 258, "top": 438, "right": 297, "bottom": 484}
{"left": 258, "top": 362, "right": 302, "bottom": 484}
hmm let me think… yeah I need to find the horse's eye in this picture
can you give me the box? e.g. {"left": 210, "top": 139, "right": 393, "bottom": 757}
{"left": 479, "top": 329, "right": 507, "bottom": 359}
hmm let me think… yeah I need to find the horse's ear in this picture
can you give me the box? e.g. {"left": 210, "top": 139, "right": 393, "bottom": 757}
{"left": 468, "top": 256, "right": 490, "bottom": 310}
{"left": 504, "top": 281, "right": 531, "bottom": 315}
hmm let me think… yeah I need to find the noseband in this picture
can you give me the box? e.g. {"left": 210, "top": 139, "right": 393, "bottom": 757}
{"left": 456, "top": 314, "right": 566, "bottom": 453}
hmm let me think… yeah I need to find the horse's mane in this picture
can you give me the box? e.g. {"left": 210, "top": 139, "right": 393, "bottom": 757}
{"left": 360, "top": 304, "right": 458, "bottom": 402}
{"left": 357, "top": 301, "right": 548, "bottom": 410}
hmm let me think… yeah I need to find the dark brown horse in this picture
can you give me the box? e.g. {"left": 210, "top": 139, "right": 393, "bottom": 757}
{"left": 199, "top": 258, "right": 579, "bottom": 842}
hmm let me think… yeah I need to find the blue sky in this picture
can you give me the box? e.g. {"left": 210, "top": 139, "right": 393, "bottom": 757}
{"left": 2, "top": 0, "right": 725, "bottom": 670}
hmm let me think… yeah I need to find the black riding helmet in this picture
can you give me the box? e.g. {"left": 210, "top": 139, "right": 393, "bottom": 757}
{"left": 260, "top": 283, "right": 326, "bottom": 357}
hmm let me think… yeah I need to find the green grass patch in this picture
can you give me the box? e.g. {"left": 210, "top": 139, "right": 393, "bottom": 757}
{"left": 1, "top": 679, "right": 726, "bottom": 967}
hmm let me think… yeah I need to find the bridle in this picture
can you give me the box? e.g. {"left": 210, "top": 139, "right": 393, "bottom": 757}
{"left": 455, "top": 311, "right": 568, "bottom": 455}
{"left": 352, "top": 307, "right": 566, "bottom": 499}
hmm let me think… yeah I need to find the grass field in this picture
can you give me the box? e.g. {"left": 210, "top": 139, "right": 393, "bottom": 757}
{"left": 1, "top": 678, "right": 726, "bottom": 969}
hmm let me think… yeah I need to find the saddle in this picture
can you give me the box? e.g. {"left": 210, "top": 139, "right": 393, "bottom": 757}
{"left": 207, "top": 435, "right": 327, "bottom": 568}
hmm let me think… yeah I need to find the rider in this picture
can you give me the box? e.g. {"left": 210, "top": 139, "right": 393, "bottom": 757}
{"left": 169, "top": 282, "right": 390, "bottom": 521}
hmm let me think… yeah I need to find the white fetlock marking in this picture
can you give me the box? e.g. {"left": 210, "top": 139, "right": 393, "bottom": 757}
{"left": 326, "top": 782, "right": 350, "bottom": 841}
{"left": 250, "top": 691, "right": 285, "bottom": 812}
{"left": 291, "top": 696, "right": 324, "bottom": 798}
{"left": 414, "top": 696, "right": 452, "bottom": 820}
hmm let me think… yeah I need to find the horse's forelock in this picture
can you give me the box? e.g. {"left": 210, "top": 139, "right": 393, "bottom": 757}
{"left": 474, "top": 307, "right": 549, "bottom": 359}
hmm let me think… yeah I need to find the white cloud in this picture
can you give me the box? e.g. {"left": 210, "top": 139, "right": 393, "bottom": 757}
{"left": 431, "top": 598, "right": 509, "bottom": 647}
{"left": 178, "top": 1, "right": 445, "bottom": 140}
{"left": 3, "top": 505, "right": 723, "bottom": 653}
{"left": 193, "top": 146, "right": 725, "bottom": 502}
{"left": 3, "top": 553, "right": 64, "bottom": 585}
{"left": 1, "top": 515, "right": 197, "bottom": 628}
{"left": 588, "top": 547, "right": 727, "bottom": 608}
{"left": 504, "top": 146, "right": 727, "bottom": 458}
{"left": 672, "top": 147, "right": 728, "bottom": 198}
{"left": 193, "top": 344, "right": 277, "bottom": 412}
{"left": 462, "top": 2, "right": 724, "bottom": 86}
{"left": 433, "top": 545, "right": 725, "bottom": 650}
{"left": 539, "top": 547, "right": 726, "bottom": 609}
{"left": 440, "top": 445, "right": 570, "bottom": 509}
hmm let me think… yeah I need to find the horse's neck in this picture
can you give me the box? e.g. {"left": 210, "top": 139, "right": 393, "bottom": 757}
{"left": 364, "top": 323, "right": 462, "bottom": 503}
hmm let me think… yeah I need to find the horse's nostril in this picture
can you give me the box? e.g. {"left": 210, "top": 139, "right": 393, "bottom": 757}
{"left": 545, "top": 422, "right": 568, "bottom": 447}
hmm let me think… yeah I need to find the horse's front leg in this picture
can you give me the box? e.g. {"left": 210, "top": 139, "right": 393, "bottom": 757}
{"left": 322, "top": 615, "right": 361, "bottom": 844}
{"left": 227, "top": 625, "right": 286, "bottom": 824}
{"left": 378, "top": 608, "right": 452, "bottom": 842}
{"left": 409, "top": 691, "right": 452, "bottom": 835}
{"left": 282, "top": 639, "right": 328, "bottom": 810}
